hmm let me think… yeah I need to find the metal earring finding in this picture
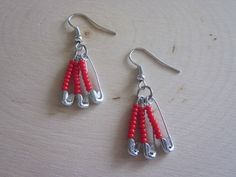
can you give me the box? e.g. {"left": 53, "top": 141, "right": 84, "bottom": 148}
{"left": 61, "top": 13, "right": 116, "bottom": 108}
{"left": 127, "top": 48, "right": 180, "bottom": 159}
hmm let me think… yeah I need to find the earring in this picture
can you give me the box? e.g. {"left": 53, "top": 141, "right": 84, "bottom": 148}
{"left": 127, "top": 48, "right": 180, "bottom": 160}
{"left": 61, "top": 13, "right": 116, "bottom": 108}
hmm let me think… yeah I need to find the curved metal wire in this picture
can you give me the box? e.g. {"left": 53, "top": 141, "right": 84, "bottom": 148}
{"left": 86, "top": 55, "right": 104, "bottom": 100}
{"left": 128, "top": 47, "right": 181, "bottom": 73}
{"left": 66, "top": 13, "right": 116, "bottom": 37}
{"left": 151, "top": 97, "right": 171, "bottom": 138}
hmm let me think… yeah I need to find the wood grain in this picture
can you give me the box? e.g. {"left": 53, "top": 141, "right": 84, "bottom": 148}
{"left": 0, "top": 0, "right": 235, "bottom": 177}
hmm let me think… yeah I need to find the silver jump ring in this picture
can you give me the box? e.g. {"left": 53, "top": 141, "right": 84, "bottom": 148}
{"left": 75, "top": 44, "right": 87, "bottom": 53}
{"left": 74, "top": 44, "right": 88, "bottom": 60}
{"left": 137, "top": 85, "right": 153, "bottom": 101}
{"left": 138, "top": 80, "right": 147, "bottom": 89}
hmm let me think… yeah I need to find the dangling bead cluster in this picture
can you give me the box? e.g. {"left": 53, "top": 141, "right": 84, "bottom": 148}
{"left": 60, "top": 53, "right": 105, "bottom": 108}
{"left": 60, "top": 41, "right": 104, "bottom": 107}
{"left": 126, "top": 47, "right": 178, "bottom": 159}
{"left": 61, "top": 58, "right": 94, "bottom": 94}
{"left": 128, "top": 103, "right": 162, "bottom": 142}
{"left": 127, "top": 99, "right": 163, "bottom": 159}
{"left": 61, "top": 13, "right": 115, "bottom": 108}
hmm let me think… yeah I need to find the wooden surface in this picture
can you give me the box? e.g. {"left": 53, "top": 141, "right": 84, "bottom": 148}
{"left": 0, "top": 0, "right": 236, "bottom": 177}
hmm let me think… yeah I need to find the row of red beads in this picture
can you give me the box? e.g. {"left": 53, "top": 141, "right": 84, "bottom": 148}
{"left": 79, "top": 60, "right": 93, "bottom": 92}
{"left": 145, "top": 105, "right": 163, "bottom": 139}
{"left": 128, "top": 104, "right": 139, "bottom": 139}
{"left": 127, "top": 103, "right": 163, "bottom": 143}
{"left": 138, "top": 106, "right": 148, "bottom": 143}
{"left": 61, "top": 59, "right": 94, "bottom": 93}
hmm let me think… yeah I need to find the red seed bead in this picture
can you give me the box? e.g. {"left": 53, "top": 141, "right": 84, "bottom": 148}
{"left": 129, "top": 120, "right": 137, "bottom": 126}
{"left": 128, "top": 133, "right": 135, "bottom": 139}
{"left": 131, "top": 116, "right": 137, "bottom": 121}
{"left": 140, "top": 123, "right": 146, "bottom": 129}
{"left": 65, "top": 71, "right": 72, "bottom": 75}
{"left": 65, "top": 74, "right": 71, "bottom": 79}
{"left": 74, "top": 77, "right": 79, "bottom": 81}
{"left": 63, "top": 82, "right": 69, "bottom": 87}
{"left": 68, "top": 67, "right": 73, "bottom": 71}
{"left": 140, "top": 121, "right": 146, "bottom": 126}
{"left": 62, "top": 86, "right": 68, "bottom": 90}
{"left": 74, "top": 85, "right": 80, "bottom": 89}
{"left": 128, "top": 131, "right": 135, "bottom": 136}
{"left": 141, "top": 137, "right": 148, "bottom": 143}
{"left": 128, "top": 129, "right": 135, "bottom": 134}
{"left": 130, "top": 117, "right": 137, "bottom": 122}
{"left": 128, "top": 128, "right": 135, "bottom": 132}
{"left": 139, "top": 117, "right": 145, "bottom": 122}
{"left": 131, "top": 112, "right": 138, "bottom": 117}
{"left": 155, "top": 131, "right": 163, "bottom": 139}
{"left": 140, "top": 129, "right": 147, "bottom": 135}
{"left": 129, "top": 124, "right": 136, "bottom": 130}
{"left": 66, "top": 70, "right": 72, "bottom": 74}
{"left": 64, "top": 78, "right": 70, "bottom": 83}
{"left": 62, "top": 82, "right": 69, "bottom": 87}
{"left": 141, "top": 135, "right": 147, "bottom": 140}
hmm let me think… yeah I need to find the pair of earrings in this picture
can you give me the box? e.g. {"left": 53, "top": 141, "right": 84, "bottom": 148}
{"left": 60, "top": 13, "right": 180, "bottom": 160}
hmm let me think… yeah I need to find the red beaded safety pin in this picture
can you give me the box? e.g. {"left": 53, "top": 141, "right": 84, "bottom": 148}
{"left": 127, "top": 48, "right": 181, "bottom": 159}
{"left": 61, "top": 13, "right": 116, "bottom": 108}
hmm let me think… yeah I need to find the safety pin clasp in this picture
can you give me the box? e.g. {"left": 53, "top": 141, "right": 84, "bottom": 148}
{"left": 61, "top": 91, "right": 74, "bottom": 106}
{"left": 128, "top": 138, "right": 139, "bottom": 156}
{"left": 143, "top": 143, "right": 156, "bottom": 160}
{"left": 89, "top": 90, "right": 104, "bottom": 104}
{"left": 76, "top": 94, "right": 89, "bottom": 108}
{"left": 161, "top": 136, "right": 175, "bottom": 153}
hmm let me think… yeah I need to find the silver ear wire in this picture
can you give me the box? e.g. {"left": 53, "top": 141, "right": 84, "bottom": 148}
{"left": 128, "top": 48, "right": 180, "bottom": 79}
{"left": 66, "top": 13, "right": 116, "bottom": 43}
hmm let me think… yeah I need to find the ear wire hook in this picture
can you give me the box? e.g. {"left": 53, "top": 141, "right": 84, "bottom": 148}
{"left": 128, "top": 48, "right": 181, "bottom": 78}
{"left": 66, "top": 13, "right": 116, "bottom": 42}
